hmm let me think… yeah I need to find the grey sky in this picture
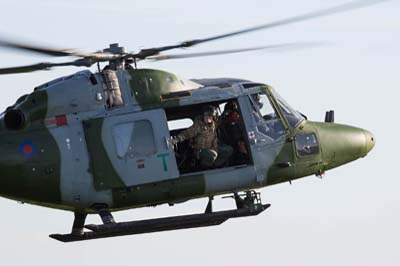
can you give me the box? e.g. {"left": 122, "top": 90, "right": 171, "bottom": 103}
{"left": 0, "top": 0, "right": 399, "bottom": 265}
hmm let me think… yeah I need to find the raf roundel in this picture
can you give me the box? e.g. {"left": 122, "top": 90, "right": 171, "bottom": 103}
{"left": 19, "top": 141, "right": 36, "bottom": 158}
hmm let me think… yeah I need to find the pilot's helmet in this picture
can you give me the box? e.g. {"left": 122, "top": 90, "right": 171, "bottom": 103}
{"left": 251, "top": 93, "right": 263, "bottom": 109}
{"left": 225, "top": 101, "right": 238, "bottom": 112}
{"left": 202, "top": 105, "right": 217, "bottom": 124}
{"left": 203, "top": 105, "right": 217, "bottom": 117}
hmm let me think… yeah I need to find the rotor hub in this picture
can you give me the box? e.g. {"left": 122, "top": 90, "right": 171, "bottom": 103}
{"left": 103, "top": 43, "right": 127, "bottom": 70}
{"left": 103, "top": 43, "right": 126, "bottom": 54}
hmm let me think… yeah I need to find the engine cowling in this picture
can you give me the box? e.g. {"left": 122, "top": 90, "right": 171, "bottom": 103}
{"left": 3, "top": 90, "right": 47, "bottom": 131}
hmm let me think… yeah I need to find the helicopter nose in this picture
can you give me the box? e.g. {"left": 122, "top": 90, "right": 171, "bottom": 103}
{"left": 314, "top": 123, "right": 375, "bottom": 171}
{"left": 363, "top": 130, "right": 375, "bottom": 156}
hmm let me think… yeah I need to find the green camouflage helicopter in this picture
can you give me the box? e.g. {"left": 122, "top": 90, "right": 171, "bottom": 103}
{"left": 0, "top": 1, "right": 380, "bottom": 242}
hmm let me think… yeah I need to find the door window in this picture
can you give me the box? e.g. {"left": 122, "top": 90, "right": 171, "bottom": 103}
{"left": 112, "top": 120, "right": 156, "bottom": 158}
{"left": 132, "top": 120, "right": 156, "bottom": 156}
{"left": 112, "top": 123, "right": 134, "bottom": 158}
{"left": 295, "top": 133, "right": 319, "bottom": 156}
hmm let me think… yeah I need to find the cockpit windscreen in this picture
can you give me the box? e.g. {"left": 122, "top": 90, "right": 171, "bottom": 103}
{"left": 271, "top": 90, "right": 304, "bottom": 128}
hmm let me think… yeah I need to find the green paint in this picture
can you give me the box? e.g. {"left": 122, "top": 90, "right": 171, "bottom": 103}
{"left": 82, "top": 118, "right": 125, "bottom": 190}
{"left": 267, "top": 120, "right": 374, "bottom": 185}
{"left": 266, "top": 141, "right": 296, "bottom": 186}
{"left": 157, "top": 153, "right": 169, "bottom": 171}
{"left": 313, "top": 121, "right": 373, "bottom": 170}
{"left": 127, "top": 69, "right": 183, "bottom": 109}
{"left": 0, "top": 94, "right": 62, "bottom": 205}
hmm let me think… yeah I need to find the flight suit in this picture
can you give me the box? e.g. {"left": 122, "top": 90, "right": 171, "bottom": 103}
{"left": 174, "top": 116, "right": 233, "bottom": 168}
{"left": 219, "top": 108, "right": 242, "bottom": 147}
{"left": 219, "top": 107, "right": 251, "bottom": 165}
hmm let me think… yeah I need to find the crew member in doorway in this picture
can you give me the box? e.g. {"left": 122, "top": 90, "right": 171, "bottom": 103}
{"left": 220, "top": 101, "right": 249, "bottom": 164}
{"left": 172, "top": 105, "right": 233, "bottom": 169}
{"left": 220, "top": 101, "right": 242, "bottom": 147}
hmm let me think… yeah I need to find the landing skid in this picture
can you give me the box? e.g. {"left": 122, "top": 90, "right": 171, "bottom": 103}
{"left": 50, "top": 204, "right": 270, "bottom": 242}
{"left": 49, "top": 191, "right": 270, "bottom": 243}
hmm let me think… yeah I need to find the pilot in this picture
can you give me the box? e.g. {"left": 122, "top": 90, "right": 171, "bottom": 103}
{"left": 219, "top": 101, "right": 244, "bottom": 148}
{"left": 172, "top": 105, "right": 233, "bottom": 169}
{"left": 251, "top": 93, "right": 265, "bottom": 116}
{"left": 251, "top": 93, "right": 270, "bottom": 136}
{"left": 251, "top": 93, "right": 284, "bottom": 139}
{"left": 220, "top": 101, "right": 250, "bottom": 164}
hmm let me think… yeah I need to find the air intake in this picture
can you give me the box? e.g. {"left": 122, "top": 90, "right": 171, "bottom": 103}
{"left": 4, "top": 109, "right": 26, "bottom": 130}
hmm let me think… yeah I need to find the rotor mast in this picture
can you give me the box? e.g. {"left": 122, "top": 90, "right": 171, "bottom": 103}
{"left": 103, "top": 43, "right": 127, "bottom": 70}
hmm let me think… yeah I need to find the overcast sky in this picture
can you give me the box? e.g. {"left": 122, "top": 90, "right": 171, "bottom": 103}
{"left": 0, "top": 0, "right": 399, "bottom": 265}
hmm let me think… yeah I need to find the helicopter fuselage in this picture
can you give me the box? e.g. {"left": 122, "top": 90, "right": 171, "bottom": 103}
{"left": 0, "top": 68, "right": 375, "bottom": 213}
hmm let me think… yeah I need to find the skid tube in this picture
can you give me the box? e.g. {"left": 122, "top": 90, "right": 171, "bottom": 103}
{"left": 50, "top": 203, "right": 270, "bottom": 243}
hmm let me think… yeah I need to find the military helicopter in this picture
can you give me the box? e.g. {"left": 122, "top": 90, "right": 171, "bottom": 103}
{"left": 0, "top": 1, "right": 380, "bottom": 242}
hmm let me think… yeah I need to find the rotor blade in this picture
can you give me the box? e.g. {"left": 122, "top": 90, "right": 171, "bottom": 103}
{"left": 0, "top": 57, "right": 100, "bottom": 75}
{"left": 0, "top": 39, "right": 88, "bottom": 57}
{"left": 183, "top": 0, "right": 389, "bottom": 45}
{"left": 147, "top": 43, "right": 324, "bottom": 61}
{"left": 134, "top": 0, "right": 389, "bottom": 58}
{"left": 0, "top": 39, "right": 119, "bottom": 60}
{"left": 0, "top": 62, "right": 61, "bottom": 74}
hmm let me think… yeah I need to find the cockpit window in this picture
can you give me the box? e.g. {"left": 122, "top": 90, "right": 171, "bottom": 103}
{"left": 249, "top": 93, "right": 285, "bottom": 141}
{"left": 295, "top": 133, "right": 319, "bottom": 156}
{"left": 271, "top": 90, "right": 304, "bottom": 128}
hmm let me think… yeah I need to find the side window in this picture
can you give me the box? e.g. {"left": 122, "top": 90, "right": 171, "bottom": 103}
{"left": 112, "top": 120, "right": 156, "bottom": 158}
{"left": 257, "top": 94, "right": 276, "bottom": 119}
{"left": 132, "top": 120, "right": 157, "bottom": 156}
{"left": 295, "top": 133, "right": 319, "bottom": 156}
{"left": 249, "top": 93, "right": 285, "bottom": 140}
{"left": 112, "top": 122, "right": 134, "bottom": 158}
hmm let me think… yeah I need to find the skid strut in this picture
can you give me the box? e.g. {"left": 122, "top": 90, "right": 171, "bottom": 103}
{"left": 71, "top": 212, "right": 87, "bottom": 236}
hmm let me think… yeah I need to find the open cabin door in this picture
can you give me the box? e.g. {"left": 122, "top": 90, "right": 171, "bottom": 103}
{"left": 83, "top": 109, "right": 179, "bottom": 190}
